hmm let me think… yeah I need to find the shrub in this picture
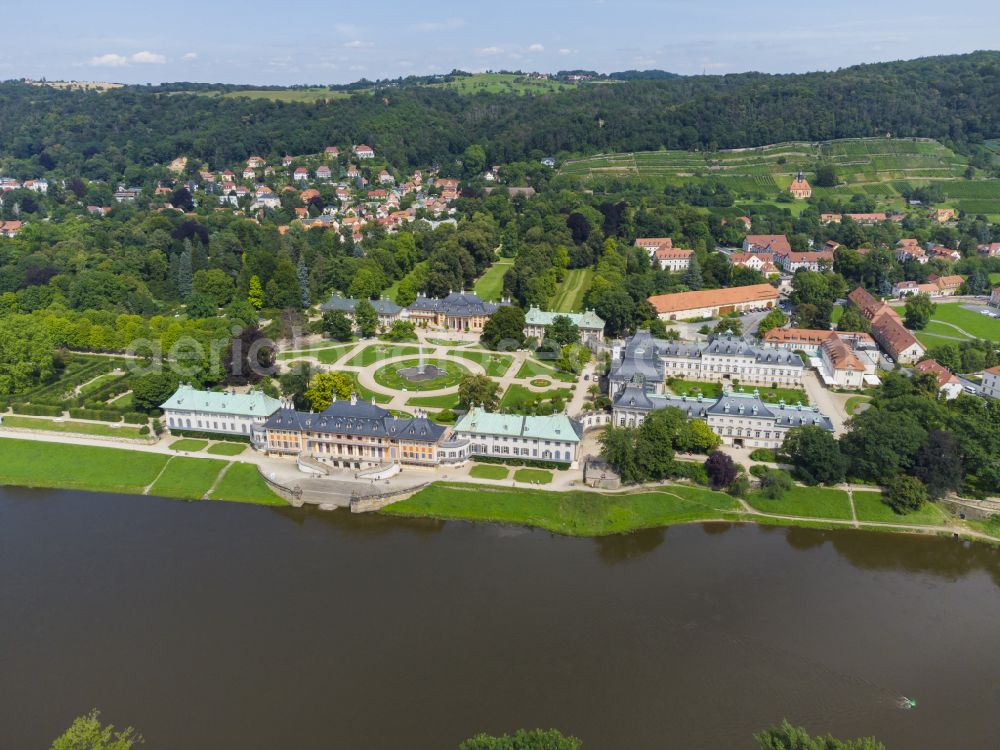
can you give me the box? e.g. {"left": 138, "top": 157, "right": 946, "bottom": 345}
{"left": 749, "top": 464, "right": 769, "bottom": 478}
{"left": 167, "top": 428, "right": 252, "bottom": 444}
{"left": 884, "top": 475, "right": 928, "bottom": 514}
{"left": 68, "top": 407, "right": 123, "bottom": 422}
{"left": 749, "top": 448, "right": 776, "bottom": 462}
{"left": 760, "top": 468, "right": 794, "bottom": 499}
{"left": 12, "top": 403, "right": 63, "bottom": 416}
{"left": 671, "top": 460, "right": 709, "bottom": 485}
{"left": 139, "top": 425, "right": 150, "bottom": 436}
{"left": 122, "top": 412, "right": 149, "bottom": 424}
{"left": 729, "top": 475, "right": 751, "bottom": 497}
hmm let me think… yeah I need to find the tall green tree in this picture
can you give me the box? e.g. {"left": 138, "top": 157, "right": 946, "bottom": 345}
{"left": 50, "top": 709, "right": 143, "bottom": 750}
{"left": 304, "top": 372, "right": 354, "bottom": 411}
{"left": 904, "top": 292, "right": 935, "bottom": 329}
{"left": 458, "top": 373, "right": 501, "bottom": 411}
{"left": 481, "top": 305, "right": 526, "bottom": 350}
{"left": 248, "top": 275, "right": 264, "bottom": 310}
{"left": 781, "top": 425, "right": 847, "bottom": 485}
{"left": 755, "top": 719, "right": 884, "bottom": 750}
{"left": 353, "top": 299, "right": 379, "bottom": 337}
{"left": 321, "top": 310, "right": 354, "bottom": 341}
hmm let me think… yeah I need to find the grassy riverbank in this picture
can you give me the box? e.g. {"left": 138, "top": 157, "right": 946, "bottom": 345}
{"left": 0, "top": 438, "right": 286, "bottom": 506}
{"left": 384, "top": 481, "right": 742, "bottom": 535}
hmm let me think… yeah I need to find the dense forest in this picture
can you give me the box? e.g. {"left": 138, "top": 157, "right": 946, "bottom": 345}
{"left": 4, "top": 52, "right": 1000, "bottom": 178}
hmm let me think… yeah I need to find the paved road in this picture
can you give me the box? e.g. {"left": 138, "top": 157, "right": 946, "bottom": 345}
{"left": 800, "top": 370, "right": 850, "bottom": 434}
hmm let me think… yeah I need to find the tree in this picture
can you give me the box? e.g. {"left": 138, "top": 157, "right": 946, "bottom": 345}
{"left": 0, "top": 314, "right": 56, "bottom": 395}
{"left": 266, "top": 259, "right": 302, "bottom": 308}
{"left": 192, "top": 268, "right": 234, "bottom": 306}
{"left": 705, "top": 451, "right": 738, "bottom": 489}
{"left": 912, "top": 430, "right": 963, "bottom": 500}
{"left": 884, "top": 474, "right": 928, "bottom": 515}
{"left": 545, "top": 315, "right": 580, "bottom": 347}
{"left": 755, "top": 719, "right": 885, "bottom": 750}
{"left": 130, "top": 371, "right": 179, "bottom": 413}
{"left": 756, "top": 308, "right": 788, "bottom": 337}
{"left": 458, "top": 373, "right": 501, "bottom": 411}
{"left": 555, "top": 343, "right": 591, "bottom": 374}
{"left": 840, "top": 409, "right": 927, "bottom": 484}
{"left": 780, "top": 425, "right": 847, "bottom": 485}
{"left": 675, "top": 418, "right": 721, "bottom": 453}
{"left": 347, "top": 267, "right": 385, "bottom": 299}
{"left": 353, "top": 299, "right": 379, "bottom": 337}
{"left": 184, "top": 292, "right": 217, "bottom": 318}
{"left": 50, "top": 709, "right": 143, "bottom": 750}
{"left": 224, "top": 299, "right": 258, "bottom": 328}
{"left": 633, "top": 408, "right": 681, "bottom": 480}
{"left": 384, "top": 320, "right": 417, "bottom": 341}
{"left": 322, "top": 310, "right": 354, "bottom": 341}
{"left": 481, "top": 305, "right": 526, "bottom": 350}
{"left": 682, "top": 253, "right": 703, "bottom": 290}
{"left": 224, "top": 326, "right": 275, "bottom": 385}
{"left": 296, "top": 254, "right": 310, "bottom": 308}
{"left": 760, "top": 468, "right": 793, "bottom": 499}
{"left": 713, "top": 317, "right": 742, "bottom": 337}
{"left": 594, "top": 288, "right": 636, "bottom": 338}
{"left": 247, "top": 274, "right": 264, "bottom": 310}
{"left": 837, "top": 305, "right": 870, "bottom": 333}
{"left": 304, "top": 372, "right": 354, "bottom": 411}
{"left": 598, "top": 425, "right": 641, "bottom": 485}
{"left": 459, "top": 728, "right": 581, "bottom": 750}
{"left": 904, "top": 292, "right": 936, "bottom": 330}
{"left": 177, "top": 245, "right": 193, "bottom": 299}
{"left": 814, "top": 162, "right": 838, "bottom": 187}
{"left": 278, "top": 361, "right": 312, "bottom": 410}
{"left": 461, "top": 144, "right": 487, "bottom": 176}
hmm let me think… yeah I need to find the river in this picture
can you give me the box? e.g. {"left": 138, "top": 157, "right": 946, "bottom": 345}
{"left": 1, "top": 486, "right": 998, "bottom": 749}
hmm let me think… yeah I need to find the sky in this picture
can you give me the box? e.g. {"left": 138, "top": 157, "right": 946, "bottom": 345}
{"left": 2, "top": 0, "right": 998, "bottom": 85}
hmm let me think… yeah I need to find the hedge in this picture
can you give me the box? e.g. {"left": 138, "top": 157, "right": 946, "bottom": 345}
{"left": 671, "top": 460, "right": 710, "bottom": 486}
{"left": 122, "top": 412, "right": 150, "bottom": 424}
{"left": 749, "top": 448, "right": 777, "bottom": 462}
{"left": 68, "top": 408, "right": 124, "bottom": 422}
{"left": 167, "top": 428, "right": 253, "bottom": 444}
{"left": 469, "top": 455, "right": 569, "bottom": 471}
{"left": 12, "top": 403, "right": 64, "bottom": 417}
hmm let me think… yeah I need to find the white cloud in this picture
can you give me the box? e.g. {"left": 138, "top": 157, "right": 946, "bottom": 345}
{"left": 559, "top": 48, "right": 572, "bottom": 55}
{"left": 478, "top": 46, "right": 504, "bottom": 55}
{"left": 87, "top": 53, "right": 129, "bottom": 67}
{"left": 182, "top": 52, "right": 198, "bottom": 61}
{"left": 528, "top": 43, "right": 544, "bottom": 52}
{"left": 131, "top": 51, "right": 166, "bottom": 64}
{"left": 344, "top": 40, "right": 373, "bottom": 48}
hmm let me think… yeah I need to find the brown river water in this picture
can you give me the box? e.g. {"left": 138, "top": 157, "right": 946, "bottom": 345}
{"left": 1, "top": 486, "right": 998, "bottom": 749}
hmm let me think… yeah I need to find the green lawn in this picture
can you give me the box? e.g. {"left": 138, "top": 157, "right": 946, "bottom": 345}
{"left": 433, "top": 72, "right": 575, "bottom": 96}
{"left": 448, "top": 349, "right": 514, "bottom": 377}
{"left": 922, "top": 320, "right": 971, "bottom": 341}
{"left": 183, "top": 87, "right": 352, "bottom": 103}
{"left": 468, "top": 464, "right": 509, "bottom": 480}
{"left": 170, "top": 438, "right": 208, "bottom": 452}
{"left": 342, "top": 344, "right": 426, "bottom": 367}
{"left": 406, "top": 393, "right": 461, "bottom": 410}
{"left": 852, "top": 490, "right": 951, "bottom": 525}
{"left": 667, "top": 379, "right": 809, "bottom": 405}
{"left": 831, "top": 304, "right": 844, "bottom": 324}
{"left": 551, "top": 269, "right": 594, "bottom": 312}
{"left": 372, "top": 358, "right": 469, "bottom": 391}
{"left": 208, "top": 463, "right": 287, "bottom": 506}
{"left": 754, "top": 386, "right": 810, "bottom": 405}
{"left": 745, "top": 485, "right": 853, "bottom": 520}
{"left": 473, "top": 258, "right": 513, "bottom": 301}
{"left": 1, "top": 416, "right": 146, "bottom": 439}
{"left": 385, "top": 481, "right": 741, "bottom": 536}
{"left": 79, "top": 371, "right": 126, "bottom": 397}
{"left": 148, "top": 457, "right": 227, "bottom": 500}
{"left": 989, "top": 273, "right": 1000, "bottom": 285}
{"left": 277, "top": 344, "right": 354, "bottom": 363}
{"left": 338, "top": 371, "right": 393, "bottom": 404}
{"left": 666, "top": 380, "right": 722, "bottom": 398}
{"left": 206, "top": 442, "right": 247, "bottom": 456}
{"left": 929, "top": 303, "right": 1000, "bottom": 340}
{"left": 500, "top": 384, "right": 573, "bottom": 413}
{"left": 515, "top": 358, "right": 577, "bottom": 382}
{"left": 844, "top": 396, "right": 872, "bottom": 415}
{"left": 514, "top": 468, "right": 553, "bottom": 484}
{"left": 427, "top": 338, "right": 471, "bottom": 347}
{"left": 108, "top": 391, "right": 133, "bottom": 409}
{"left": 0, "top": 438, "right": 168, "bottom": 494}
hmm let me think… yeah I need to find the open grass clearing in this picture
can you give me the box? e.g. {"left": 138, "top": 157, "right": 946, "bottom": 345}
{"left": 385, "top": 481, "right": 741, "bottom": 536}
{"left": 208, "top": 462, "right": 287, "bottom": 505}
{"left": 928, "top": 303, "right": 1000, "bottom": 340}
{"left": 372, "top": 358, "right": 469, "bottom": 391}
{"left": 407, "top": 393, "right": 461, "bottom": 410}
{"left": 515, "top": 358, "right": 577, "bottom": 382}
{"left": 1, "top": 416, "right": 146, "bottom": 439}
{"left": 473, "top": 258, "right": 513, "bottom": 301}
{"left": 844, "top": 395, "right": 872, "bottom": 415}
{"left": 745, "top": 485, "right": 853, "bottom": 520}
{"left": 448, "top": 349, "right": 513, "bottom": 377}
{"left": 206, "top": 442, "right": 247, "bottom": 456}
{"left": 149, "top": 457, "right": 227, "bottom": 500}
{"left": 513, "top": 468, "right": 553, "bottom": 484}
{"left": 852, "top": 490, "right": 951, "bottom": 525}
{"left": 468, "top": 464, "right": 509, "bottom": 480}
{"left": 170, "top": 438, "right": 207, "bottom": 452}
{"left": 342, "top": 344, "right": 427, "bottom": 367}
{"left": 551, "top": 269, "right": 594, "bottom": 312}
{"left": 500, "top": 383, "right": 572, "bottom": 413}
{"left": 277, "top": 343, "right": 354, "bottom": 363}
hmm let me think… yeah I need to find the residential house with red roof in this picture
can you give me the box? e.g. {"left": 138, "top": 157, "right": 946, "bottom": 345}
{"left": 788, "top": 171, "right": 812, "bottom": 199}
{"left": 743, "top": 234, "right": 791, "bottom": 255}
{"left": 914, "top": 359, "right": 963, "bottom": 400}
{"left": 353, "top": 144, "right": 375, "bottom": 159}
{"left": 654, "top": 247, "right": 693, "bottom": 272}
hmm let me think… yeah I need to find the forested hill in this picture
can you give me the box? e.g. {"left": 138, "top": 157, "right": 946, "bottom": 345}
{"left": 3, "top": 51, "right": 1000, "bottom": 177}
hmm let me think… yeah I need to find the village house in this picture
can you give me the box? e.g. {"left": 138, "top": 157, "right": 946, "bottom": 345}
{"left": 896, "top": 238, "right": 928, "bottom": 264}
{"left": 742, "top": 234, "right": 792, "bottom": 255}
{"left": 728, "top": 252, "right": 779, "bottom": 276}
{"left": 978, "top": 242, "right": 1000, "bottom": 257}
{"left": 980, "top": 365, "right": 1000, "bottom": 400}
{"left": 0, "top": 220, "right": 24, "bottom": 238}
{"left": 933, "top": 208, "right": 957, "bottom": 223}
{"left": 913, "top": 359, "right": 963, "bottom": 400}
{"left": 242, "top": 166, "right": 257, "bottom": 180}
{"left": 253, "top": 193, "right": 281, "bottom": 210}
{"left": 23, "top": 178, "right": 49, "bottom": 194}
{"left": 788, "top": 171, "right": 812, "bottom": 199}
{"left": 293, "top": 167, "right": 309, "bottom": 182}
{"left": 634, "top": 237, "right": 672, "bottom": 256}
{"left": 522, "top": 307, "right": 606, "bottom": 343}
{"left": 990, "top": 287, "right": 1000, "bottom": 308}
{"left": 892, "top": 274, "right": 964, "bottom": 298}
{"left": 161, "top": 384, "right": 282, "bottom": 441}
{"left": 655, "top": 247, "right": 694, "bottom": 272}
{"left": 353, "top": 144, "right": 375, "bottom": 159}
{"left": 325, "top": 146, "right": 340, "bottom": 159}
{"left": 378, "top": 170, "right": 394, "bottom": 184}
{"left": 316, "top": 165, "right": 332, "bottom": 180}
{"left": 847, "top": 287, "right": 925, "bottom": 363}
{"left": 281, "top": 155, "right": 294, "bottom": 167}
{"left": 247, "top": 156, "right": 266, "bottom": 169}
{"left": 647, "top": 284, "right": 779, "bottom": 321}
{"left": 776, "top": 250, "right": 833, "bottom": 273}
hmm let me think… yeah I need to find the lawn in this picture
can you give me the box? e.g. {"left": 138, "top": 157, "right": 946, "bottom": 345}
{"left": 468, "top": 464, "right": 509, "bottom": 480}
{"left": 473, "top": 258, "right": 513, "bottom": 301}
{"left": 754, "top": 386, "right": 810, "bottom": 405}
{"left": 852, "top": 490, "right": 951, "bottom": 526}
{"left": 108, "top": 391, "right": 133, "bottom": 409}
{"left": 206, "top": 442, "right": 247, "bottom": 456}
{"left": 277, "top": 344, "right": 354, "bottom": 363}
{"left": 372, "top": 358, "right": 469, "bottom": 391}
{"left": 844, "top": 395, "right": 872, "bottom": 415}
{"left": 448, "top": 349, "right": 514, "bottom": 377}
{"left": 342, "top": 344, "right": 426, "bottom": 367}
{"left": 831, "top": 304, "right": 844, "bottom": 324}
{"left": 207, "top": 463, "right": 287, "bottom": 506}
{"left": 551, "top": 269, "right": 594, "bottom": 313}
{"left": 668, "top": 379, "right": 809, "bottom": 405}
{"left": 184, "top": 87, "right": 352, "bottom": 103}
{"left": 427, "top": 338, "right": 471, "bottom": 347}
{"left": 921, "top": 320, "right": 972, "bottom": 341}
{"left": 384, "top": 481, "right": 741, "bottom": 536}
{"left": 1, "top": 416, "right": 146, "bottom": 439}
{"left": 148, "top": 457, "right": 227, "bottom": 500}
{"left": 929, "top": 303, "right": 1000, "bottom": 340}
{"left": 514, "top": 468, "right": 553, "bottom": 484}
{"left": 745, "top": 485, "right": 853, "bottom": 519}
{"left": 0, "top": 438, "right": 168, "bottom": 494}
{"left": 170, "top": 438, "right": 208, "bottom": 452}
{"left": 407, "top": 393, "right": 461, "bottom": 410}
{"left": 433, "top": 72, "right": 575, "bottom": 96}
{"left": 515, "top": 358, "right": 577, "bottom": 382}
{"left": 666, "top": 379, "right": 722, "bottom": 398}
{"left": 500, "top": 384, "right": 573, "bottom": 413}
{"left": 78, "top": 371, "right": 126, "bottom": 397}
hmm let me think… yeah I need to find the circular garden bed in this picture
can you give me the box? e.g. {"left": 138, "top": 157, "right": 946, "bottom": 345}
{"left": 529, "top": 378, "right": 552, "bottom": 388}
{"left": 372, "top": 358, "right": 470, "bottom": 391}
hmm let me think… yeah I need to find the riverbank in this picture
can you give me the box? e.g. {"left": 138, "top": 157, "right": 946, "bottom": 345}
{"left": 0, "top": 438, "right": 286, "bottom": 506}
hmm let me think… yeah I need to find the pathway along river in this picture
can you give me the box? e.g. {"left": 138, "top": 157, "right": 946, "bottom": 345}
{"left": 2, "top": 486, "right": 999, "bottom": 749}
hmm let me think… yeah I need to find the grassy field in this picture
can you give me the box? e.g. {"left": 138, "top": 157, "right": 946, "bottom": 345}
{"left": 473, "top": 258, "right": 513, "bottom": 301}
{"left": 206, "top": 442, "right": 247, "bottom": 456}
{"left": 664, "top": 380, "right": 809, "bottom": 405}
{"left": 277, "top": 343, "right": 354, "bottom": 363}
{"left": 342, "top": 344, "right": 426, "bottom": 367}
{"left": 666, "top": 380, "right": 722, "bottom": 398}
{"left": 852, "top": 490, "right": 951, "bottom": 526}
{"left": 514, "top": 468, "right": 553, "bottom": 484}
{"left": 78, "top": 371, "right": 126, "bottom": 397}
{"left": 500, "top": 384, "right": 573, "bottom": 413}
{"left": 108, "top": 391, "right": 133, "bottom": 409}
{"left": 448, "top": 349, "right": 514, "bottom": 377}
{"left": 406, "top": 393, "right": 461, "bottom": 410}
{"left": 0, "top": 439, "right": 168, "bottom": 494}
{"left": 468, "top": 464, "right": 509, "bottom": 480}
{"left": 845, "top": 395, "right": 872, "bottom": 415}
{"left": 431, "top": 73, "right": 575, "bottom": 96}
{"left": 385, "top": 481, "right": 741, "bottom": 536}
{"left": 170, "top": 438, "right": 207, "bottom": 452}
{"left": 551, "top": 269, "right": 594, "bottom": 312}
{"left": 515, "top": 358, "right": 577, "bottom": 382}
{"left": 148, "top": 457, "right": 227, "bottom": 500}
{"left": 928, "top": 303, "right": 1000, "bottom": 340}
{"left": 1, "top": 416, "right": 146, "bottom": 439}
{"left": 745, "top": 486, "right": 853, "bottom": 520}
{"left": 372, "top": 358, "right": 469, "bottom": 391}
{"left": 182, "top": 87, "right": 352, "bottom": 103}
{"left": 207, "top": 463, "right": 286, "bottom": 506}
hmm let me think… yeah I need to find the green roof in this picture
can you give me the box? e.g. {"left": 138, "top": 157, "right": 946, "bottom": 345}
{"left": 160, "top": 384, "right": 282, "bottom": 418}
{"left": 454, "top": 407, "right": 580, "bottom": 442}
{"left": 524, "top": 306, "right": 605, "bottom": 330}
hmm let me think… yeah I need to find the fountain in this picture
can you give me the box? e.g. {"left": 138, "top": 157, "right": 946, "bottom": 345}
{"left": 398, "top": 351, "right": 447, "bottom": 382}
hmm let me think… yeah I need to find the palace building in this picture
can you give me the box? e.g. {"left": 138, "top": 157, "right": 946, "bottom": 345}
{"left": 161, "top": 384, "right": 282, "bottom": 439}
{"left": 522, "top": 306, "right": 605, "bottom": 343}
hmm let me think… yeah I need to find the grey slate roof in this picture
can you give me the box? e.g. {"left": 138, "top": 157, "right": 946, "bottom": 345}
{"left": 409, "top": 291, "right": 503, "bottom": 316}
{"left": 319, "top": 294, "right": 402, "bottom": 315}
{"left": 263, "top": 399, "right": 445, "bottom": 442}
